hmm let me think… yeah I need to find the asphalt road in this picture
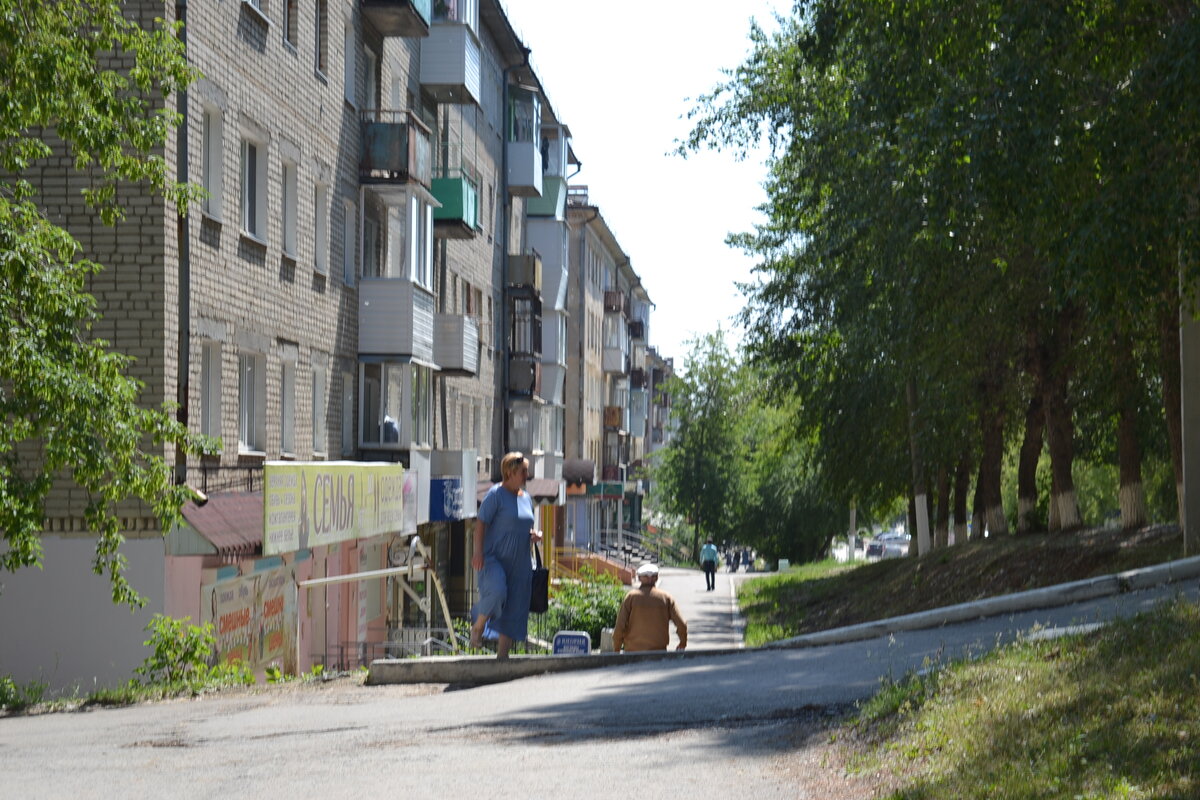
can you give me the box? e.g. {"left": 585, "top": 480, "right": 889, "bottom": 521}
{"left": 2, "top": 567, "right": 1196, "bottom": 798}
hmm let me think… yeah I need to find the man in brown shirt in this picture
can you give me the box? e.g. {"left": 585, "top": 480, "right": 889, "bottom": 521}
{"left": 612, "top": 563, "right": 687, "bottom": 652}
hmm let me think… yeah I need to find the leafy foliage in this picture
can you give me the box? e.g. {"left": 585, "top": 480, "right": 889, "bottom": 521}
{"left": 135, "top": 614, "right": 253, "bottom": 690}
{"left": 0, "top": 0, "right": 210, "bottom": 607}
{"left": 0, "top": 674, "right": 48, "bottom": 712}
{"left": 540, "top": 566, "right": 626, "bottom": 649}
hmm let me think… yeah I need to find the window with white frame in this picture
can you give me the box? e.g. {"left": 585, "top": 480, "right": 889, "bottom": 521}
{"left": 240, "top": 137, "right": 267, "bottom": 240}
{"left": 314, "top": 183, "right": 329, "bottom": 274}
{"left": 342, "top": 200, "right": 356, "bottom": 286}
{"left": 340, "top": 370, "right": 354, "bottom": 455}
{"left": 201, "top": 107, "right": 223, "bottom": 218}
{"left": 411, "top": 364, "right": 431, "bottom": 447}
{"left": 408, "top": 194, "right": 432, "bottom": 289}
{"left": 281, "top": 160, "right": 297, "bottom": 258}
{"left": 280, "top": 359, "right": 296, "bottom": 455}
{"left": 312, "top": 362, "right": 327, "bottom": 455}
{"left": 343, "top": 21, "right": 355, "bottom": 106}
{"left": 238, "top": 352, "right": 266, "bottom": 453}
{"left": 200, "top": 341, "right": 222, "bottom": 442}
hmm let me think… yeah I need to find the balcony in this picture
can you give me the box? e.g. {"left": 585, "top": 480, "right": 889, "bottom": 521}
{"left": 360, "top": 110, "right": 432, "bottom": 200}
{"left": 604, "top": 290, "right": 626, "bottom": 315}
{"left": 360, "top": 0, "right": 430, "bottom": 38}
{"left": 527, "top": 126, "right": 571, "bottom": 218}
{"left": 419, "top": 21, "right": 481, "bottom": 105}
{"left": 358, "top": 278, "right": 435, "bottom": 362}
{"left": 602, "top": 464, "right": 620, "bottom": 482}
{"left": 431, "top": 175, "right": 479, "bottom": 239}
{"left": 540, "top": 363, "right": 565, "bottom": 404}
{"left": 506, "top": 86, "right": 542, "bottom": 197}
{"left": 603, "top": 405, "right": 623, "bottom": 430}
{"left": 509, "top": 356, "right": 542, "bottom": 397}
{"left": 433, "top": 313, "right": 479, "bottom": 376}
{"left": 508, "top": 253, "right": 542, "bottom": 292}
{"left": 630, "top": 368, "right": 646, "bottom": 389}
{"left": 628, "top": 319, "right": 646, "bottom": 342}
{"left": 602, "top": 347, "right": 629, "bottom": 375}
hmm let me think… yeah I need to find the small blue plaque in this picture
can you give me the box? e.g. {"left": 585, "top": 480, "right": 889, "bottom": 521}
{"left": 552, "top": 631, "right": 591, "bottom": 655}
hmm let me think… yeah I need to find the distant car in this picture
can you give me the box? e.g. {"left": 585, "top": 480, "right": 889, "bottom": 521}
{"left": 865, "top": 539, "right": 885, "bottom": 558}
{"left": 879, "top": 532, "right": 911, "bottom": 558}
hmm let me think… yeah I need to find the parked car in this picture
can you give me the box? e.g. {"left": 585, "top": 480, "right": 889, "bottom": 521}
{"left": 879, "top": 532, "right": 911, "bottom": 558}
{"left": 865, "top": 538, "right": 885, "bottom": 558}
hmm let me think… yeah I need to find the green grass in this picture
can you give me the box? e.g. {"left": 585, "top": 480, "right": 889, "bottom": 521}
{"left": 845, "top": 598, "right": 1200, "bottom": 798}
{"left": 737, "top": 525, "right": 1187, "bottom": 646}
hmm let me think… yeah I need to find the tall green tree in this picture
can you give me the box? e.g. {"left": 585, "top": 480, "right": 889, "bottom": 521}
{"left": 653, "top": 331, "right": 745, "bottom": 560}
{"left": 0, "top": 0, "right": 207, "bottom": 607}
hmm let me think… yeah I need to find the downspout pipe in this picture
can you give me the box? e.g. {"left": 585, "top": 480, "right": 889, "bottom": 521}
{"left": 499, "top": 45, "right": 532, "bottom": 458}
{"left": 174, "top": 0, "right": 191, "bottom": 486}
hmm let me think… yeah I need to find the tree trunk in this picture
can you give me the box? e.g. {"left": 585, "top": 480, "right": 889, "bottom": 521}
{"left": 1043, "top": 368, "right": 1082, "bottom": 530}
{"left": 953, "top": 453, "right": 970, "bottom": 545}
{"left": 979, "top": 401, "right": 1008, "bottom": 538}
{"left": 1113, "top": 331, "right": 1147, "bottom": 529}
{"left": 905, "top": 378, "right": 931, "bottom": 556}
{"left": 935, "top": 466, "right": 950, "bottom": 549}
{"left": 1159, "top": 296, "right": 1183, "bottom": 524}
{"left": 972, "top": 457, "right": 986, "bottom": 542}
{"left": 1016, "top": 392, "right": 1045, "bottom": 535}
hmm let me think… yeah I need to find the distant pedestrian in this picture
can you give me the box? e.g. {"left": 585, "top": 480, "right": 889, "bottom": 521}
{"left": 742, "top": 547, "right": 753, "bottom": 572}
{"left": 732, "top": 549, "right": 741, "bottom": 572}
{"left": 612, "top": 563, "right": 687, "bottom": 652}
{"left": 700, "top": 539, "right": 719, "bottom": 591}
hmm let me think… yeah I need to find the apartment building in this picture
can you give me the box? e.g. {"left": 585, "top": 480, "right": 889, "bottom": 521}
{"left": 0, "top": 0, "right": 580, "bottom": 689}
{"left": 561, "top": 188, "right": 654, "bottom": 557}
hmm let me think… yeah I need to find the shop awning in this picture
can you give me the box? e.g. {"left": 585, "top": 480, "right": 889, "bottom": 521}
{"left": 563, "top": 458, "right": 595, "bottom": 487}
{"left": 175, "top": 493, "right": 263, "bottom": 557}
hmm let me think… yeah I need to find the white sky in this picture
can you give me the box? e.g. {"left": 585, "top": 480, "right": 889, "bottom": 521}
{"left": 500, "top": 0, "right": 790, "bottom": 366}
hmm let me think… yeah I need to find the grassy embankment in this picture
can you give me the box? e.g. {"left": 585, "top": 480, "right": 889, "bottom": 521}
{"left": 739, "top": 525, "right": 1199, "bottom": 797}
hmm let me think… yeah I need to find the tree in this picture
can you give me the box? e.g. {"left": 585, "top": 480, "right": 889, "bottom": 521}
{"left": 0, "top": 1, "right": 207, "bottom": 607}
{"left": 653, "top": 331, "right": 745, "bottom": 561}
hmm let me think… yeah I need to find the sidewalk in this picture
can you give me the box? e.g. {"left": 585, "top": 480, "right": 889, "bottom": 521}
{"left": 366, "top": 554, "right": 1200, "bottom": 687}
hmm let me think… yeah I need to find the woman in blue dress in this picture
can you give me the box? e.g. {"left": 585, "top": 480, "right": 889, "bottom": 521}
{"left": 470, "top": 452, "right": 540, "bottom": 658}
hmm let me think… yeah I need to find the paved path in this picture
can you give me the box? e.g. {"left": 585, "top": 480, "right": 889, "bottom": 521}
{"left": 654, "top": 565, "right": 746, "bottom": 650}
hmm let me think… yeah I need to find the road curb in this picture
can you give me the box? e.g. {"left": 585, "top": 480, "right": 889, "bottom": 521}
{"left": 366, "top": 555, "right": 1200, "bottom": 685}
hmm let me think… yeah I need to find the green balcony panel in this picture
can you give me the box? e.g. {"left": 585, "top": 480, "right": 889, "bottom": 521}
{"left": 431, "top": 176, "right": 479, "bottom": 239}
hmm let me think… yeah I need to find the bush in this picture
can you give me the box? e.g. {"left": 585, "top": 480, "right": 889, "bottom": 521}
{"left": 540, "top": 566, "right": 627, "bottom": 649}
{"left": 0, "top": 675, "right": 47, "bottom": 712}
{"left": 135, "top": 614, "right": 253, "bottom": 692}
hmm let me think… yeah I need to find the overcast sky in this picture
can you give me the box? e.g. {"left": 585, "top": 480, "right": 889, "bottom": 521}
{"left": 500, "top": 0, "right": 790, "bottom": 367}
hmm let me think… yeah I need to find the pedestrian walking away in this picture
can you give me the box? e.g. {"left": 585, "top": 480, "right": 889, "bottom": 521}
{"left": 700, "top": 539, "right": 719, "bottom": 591}
{"left": 612, "top": 563, "right": 687, "bottom": 652}
{"left": 470, "top": 452, "right": 542, "bottom": 659}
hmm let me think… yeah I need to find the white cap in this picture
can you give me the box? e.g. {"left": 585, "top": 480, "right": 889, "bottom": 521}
{"left": 636, "top": 563, "right": 659, "bottom": 577}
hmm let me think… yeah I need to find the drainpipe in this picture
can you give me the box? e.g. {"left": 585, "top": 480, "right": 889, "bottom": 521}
{"left": 499, "top": 46, "right": 531, "bottom": 459}
{"left": 174, "top": 0, "right": 191, "bottom": 487}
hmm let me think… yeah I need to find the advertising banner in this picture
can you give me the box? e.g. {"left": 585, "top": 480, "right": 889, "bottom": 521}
{"left": 202, "top": 565, "right": 296, "bottom": 672}
{"left": 264, "top": 461, "right": 405, "bottom": 555}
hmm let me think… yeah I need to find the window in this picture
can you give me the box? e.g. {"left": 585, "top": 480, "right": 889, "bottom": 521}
{"left": 312, "top": 362, "right": 327, "bottom": 455}
{"left": 201, "top": 108, "right": 223, "bottom": 218}
{"left": 280, "top": 359, "right": 296, "bottom": 455}
{"left": 238, "top": 352, "right": 266, "bottom": 453}
{"left": 315, "top": 0, "right": 329, "bottom": 75}
{"left": 364, "top": 48, "right": 378, "bottom": 111}
{"left": 240, "top": 138, "right": 267, "bottom": 240}
{"left": 281, "top": 160, "right": 297, "bottom": 258}
{"left": 283, "top": 0, "right": 298, "bottom": 46}
{"left": 341, "top": 371, "right": 354, "bottom": 456}
{"left": 342, "top": 200, "right": 356, "bottom": 286}
{"left": 343, "top": 21, "right": 355, "bottom": 106}
{"left": 411, "top": 364, "right": 432, "bottom": 446}
{"left": 408, "top": 194, "right": 431, "bottom": 288}
{"left": 200, "top": 341, "right": 222, "bottom": 441}
{"left": 314, "top": 183, "right": 329, "bottom": 274}
{"left": 363, "top": 216, "right": 380, "bottom": 277}
{"left": 359, "top": 363, "right": 429, "bottom": 447}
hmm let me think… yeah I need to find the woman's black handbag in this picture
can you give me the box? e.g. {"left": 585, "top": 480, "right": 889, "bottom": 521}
{"left": 530, "top": 541, "right": 549, "bottom": 613}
